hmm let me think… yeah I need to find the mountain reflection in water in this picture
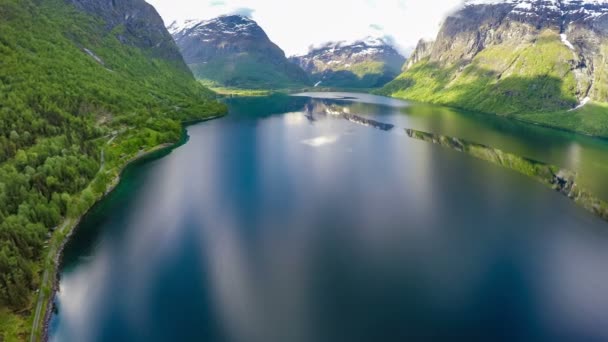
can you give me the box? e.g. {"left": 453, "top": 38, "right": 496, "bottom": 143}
{"left": 404, "top": 128, "right": 608, "bottom": 222}
{"left": 49, "top": 93, "right": 608, "bottom": 342}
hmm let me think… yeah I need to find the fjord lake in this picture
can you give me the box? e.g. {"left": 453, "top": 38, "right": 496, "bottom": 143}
{"left": 49, "top": 93, "right": 608, "bottom": 341}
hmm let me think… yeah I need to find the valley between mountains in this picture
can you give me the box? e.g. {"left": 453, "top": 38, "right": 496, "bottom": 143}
{"left": 2, "top": 0, "right": 608, "bottom": 341}
{"left": 168, "top": 0, "right": 608, "bottom": 136}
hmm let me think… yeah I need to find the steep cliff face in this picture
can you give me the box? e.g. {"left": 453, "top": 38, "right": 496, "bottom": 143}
{"left": 379, "top": 0, "right": 608, "bottom": 136}
{"left": 290, "top": 37, "right": 406, "bottom": 88}
{"left": 427, "top": 0, "right": 608, "bottom": 67}
{"left": 405, "top": 39, "right": 434, "bottom": 69}
{"left": 169, "top": 15, "right": 310, "bottom": 89}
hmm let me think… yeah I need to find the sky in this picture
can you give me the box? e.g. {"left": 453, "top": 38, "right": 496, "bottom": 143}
{"left": 146, "top": 0, "right": 467, "bottom": 56}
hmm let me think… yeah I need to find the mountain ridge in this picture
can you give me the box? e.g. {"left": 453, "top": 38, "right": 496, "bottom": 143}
{"left": 68, "top": 0, "right": 186, "bottom": 64}
{"left": 378, "top": 0, "right": 608, "bottom": 136}
{"left": 169, "top": 15, "right": 310, "bottom": 89}
{"left": 290, "top": 37, "right": 406, "bottom": 88}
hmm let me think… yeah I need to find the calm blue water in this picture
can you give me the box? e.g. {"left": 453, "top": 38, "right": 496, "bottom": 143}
{"left": 50, "top": 93, "right": 608, "bottom": 341}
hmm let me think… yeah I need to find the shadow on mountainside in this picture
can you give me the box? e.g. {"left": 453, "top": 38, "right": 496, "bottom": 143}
{"left": 517, "top": 102, "right": 608, "bottom": 137}
{"left": 379, "top": 62, "right": 577, "bottom": 116}
{"left": 313, "top": 69, "right": 397, "bottom": 89}
{"left": 189, "top": 52, "right": 311, "bottom": 90}
{"left": 224, "top": 94, "right": 309, "bottom": 117}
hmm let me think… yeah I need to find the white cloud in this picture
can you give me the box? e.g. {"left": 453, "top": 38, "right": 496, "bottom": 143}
{"left": 146, "top": 0, "right": 465, "bottom": 56}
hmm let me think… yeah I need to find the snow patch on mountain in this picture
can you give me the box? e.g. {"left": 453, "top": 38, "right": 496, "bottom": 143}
{"left": 299, "top": 36, "right": 393, "bottom": 56}
{"left": 571, "top": 96, "right": 591, "bottom": 110}
{"left": 290, "top": 36, "right": 406, "bottom": 88}
{"left": 560, "top": 33, "right": 576, "bottom": 49}
{"left": 292, "top": 37, "right": 403, "bottom": 66}
{"left": 167, "top": 19, "right": 199, "bottom": 35}
{"left": 168, "top": 15, "right": 259, "bottom": 39}
{"left": 465, "top": 0, "right": 608, "bottom": 21}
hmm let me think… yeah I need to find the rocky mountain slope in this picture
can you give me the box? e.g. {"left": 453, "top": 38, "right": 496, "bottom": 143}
{"left": 379, "top": 0, "right": 608, "bottom": 136}
{"left": 67, "top": 0, "right": 185, "bottom": 64}
{"left": 290, "top": 37, "right": 406, "bottom": 88}
{"left": 169, "top": 15, "right": 310, "bottom": 89}
{"left": 0, "top": 0, "right": 224, "bottom": 338}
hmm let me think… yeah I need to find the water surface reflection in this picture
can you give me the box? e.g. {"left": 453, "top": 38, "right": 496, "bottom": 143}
{"left": 51, "top": 94, "right": 608, "bottom": 342}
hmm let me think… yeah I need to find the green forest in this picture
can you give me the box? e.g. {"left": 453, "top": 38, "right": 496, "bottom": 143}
{"left": 0, "top": 0, "right": 226, "bottom": 330}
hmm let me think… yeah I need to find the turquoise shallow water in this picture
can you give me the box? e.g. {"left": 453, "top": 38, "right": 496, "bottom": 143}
{"left": 50, "top": 93, "right": 608, "bottom": 341}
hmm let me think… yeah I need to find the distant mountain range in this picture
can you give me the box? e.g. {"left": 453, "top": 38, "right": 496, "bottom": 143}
{"left": 169, "top": 16, "right": 407, "bottom": 90}
{"left": 168, "top": 15, "right": 310, "bottom": 89}
{"left": 378, "top": 0, "right": 608, "bottom": 136}
{"left": 290, "top": 37, "right": 406, "bottom": 88}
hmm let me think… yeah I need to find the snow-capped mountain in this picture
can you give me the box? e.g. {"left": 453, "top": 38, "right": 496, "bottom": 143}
{"left": 380, "top": 0, "right": 608, "bottom": 117}
{"left": 464, "top": 0, "right": 608, "bottom": 25}
{"left": 168, "top": 15, "right": 309, "bottom": 88}
{"left": 289, "top": 37, "right": 406, "bottom": 88}
{"left": 168, "top": 15, "right": 266, "bottom": 42}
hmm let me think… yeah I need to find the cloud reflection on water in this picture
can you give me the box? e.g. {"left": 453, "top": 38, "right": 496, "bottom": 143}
{"left": 50, "top": 94, "right": 608, "bottom": 342}
{"left": 301, "top": 135, "right": 339, "bottom": 147}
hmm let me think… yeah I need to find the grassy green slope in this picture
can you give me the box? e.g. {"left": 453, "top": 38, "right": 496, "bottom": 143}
{"left": 517, "top": 102, "right": 608, "bottom": 136}
{"left": 0, "top": 0, "right": 226, "bottom": 339}
{"left": 377, "top": 30, "right": 608, "bottom": 136}
{"left": 380, "top": 31, "right": 577, "bottom": 114}
{"left": 190, "top": 53, "right": 310, "bottom": 90}
{"left": 311, "top": 60, "right": 397, "bottom": 89}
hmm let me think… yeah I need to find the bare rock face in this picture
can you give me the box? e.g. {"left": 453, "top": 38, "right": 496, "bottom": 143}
{"left": 405, "top": 39, "right": 434, "bottom": 69}
{"left": 67, "top": 0, "right": 185, "bottom": 64}
{"left": 290, "top": 37, "right": 406, "bottom": 88}
{"left": 169, "top": 15, "right": 283, "bottom": 64}
{"left": 403, "top": 0, "right": 608, "bottom": 104}
{"left": 429, "top": 3, "right": 534, "bottom": 64}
